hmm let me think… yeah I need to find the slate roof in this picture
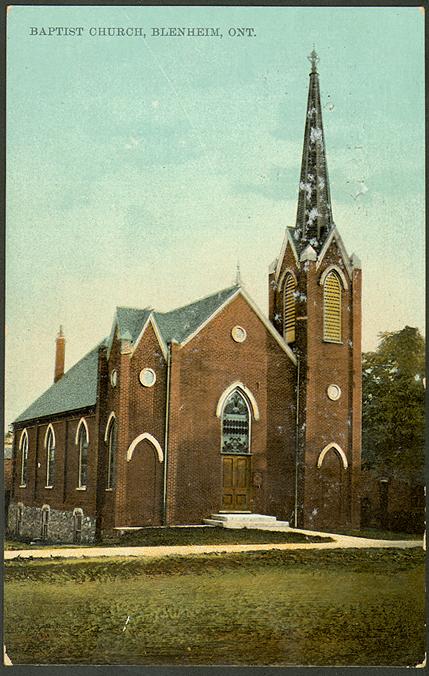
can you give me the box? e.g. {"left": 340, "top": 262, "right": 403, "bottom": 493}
{"left": 116, "top": 307, "right": 151, "bottom": 342}
{"left": 15, "top": 341, "right": 106, "bottom": 424}
{"left": 14, "top": 286, "right": 240, "bottom": 425}
{"left": 154, "top": 285, "right": 239, "bottom": 343}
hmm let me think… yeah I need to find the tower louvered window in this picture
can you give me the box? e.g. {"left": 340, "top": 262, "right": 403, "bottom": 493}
{"left": 283, "top": 274, "right": 297, "bottom": 343}
{"left": 323, "top": 271, "right": 342, "bottom": 342}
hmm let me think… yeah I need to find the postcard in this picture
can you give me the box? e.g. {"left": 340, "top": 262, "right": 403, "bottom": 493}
{"left": 4, "top": 4, "right": 425, "bottom": 668}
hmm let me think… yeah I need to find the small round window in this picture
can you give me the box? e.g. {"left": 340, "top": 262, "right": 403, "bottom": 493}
{"left": 139, "top": 368, "right": 156, "bottom": 387}
{"left": 327, "top": 384, "right": 341, "bottom": 401}
{"left": 110, "top": 370, "right": 118, "bottom": 388}
{"left": 231, "top": 326, "right": 247, "bottom": 343}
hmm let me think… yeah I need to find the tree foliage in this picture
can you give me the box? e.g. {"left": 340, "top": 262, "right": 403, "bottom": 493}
{"left": 362, "top": 326, "right": 425, "bottom": 481}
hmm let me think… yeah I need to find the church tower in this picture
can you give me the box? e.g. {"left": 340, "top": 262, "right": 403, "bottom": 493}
{"left": 269, "top": 50, "right": 361, "bottom": 530}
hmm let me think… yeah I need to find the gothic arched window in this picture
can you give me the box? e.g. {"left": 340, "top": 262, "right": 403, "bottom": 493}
{"left": 221, "top": 390, "right": 250, "bottom": 454}
{"left": 77, "top": 424, "right": 89, "bottom": 489}
{"left": 106, "top": 418, "right": 117, "bottom": 489}
{"left": 283, "top": 273, "right": 297, "bottom": 343}
{"left": 45, "top": 427, "right": 56, "bottom": 487}
{"left": 19, "top": 431, "right": 29, "bottom": 486}
{"left": 323, "top": 270, "right": 342, "bottom": 343}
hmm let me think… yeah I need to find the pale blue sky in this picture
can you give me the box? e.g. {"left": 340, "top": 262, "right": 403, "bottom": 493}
{"left": 6, "top": 6, "right": 425, "bottom": 429}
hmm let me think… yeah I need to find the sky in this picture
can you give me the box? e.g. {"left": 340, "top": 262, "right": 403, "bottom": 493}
{"left": 5, "top": 5, "right": 425, "bottom": 430}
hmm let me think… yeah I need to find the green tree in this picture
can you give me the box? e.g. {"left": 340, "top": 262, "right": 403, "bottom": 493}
{"left": 362, "top": 326, "right": 425, "bottom": 482}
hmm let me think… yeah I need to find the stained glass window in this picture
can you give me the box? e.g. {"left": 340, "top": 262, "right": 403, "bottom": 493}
{"left": 46, "top": 428, "right": 56, "bottom": 487}
{"left": 78, "top": 425, "right": 89, "bottom": 488}
{"left": 221, "top": 390, "right": 250, "bottom": 454}
{"left": 106, "top": 419, "right": 117, "bottom": 489}
{"left": 20, "top": 433, "right": 28, "bottom": 486}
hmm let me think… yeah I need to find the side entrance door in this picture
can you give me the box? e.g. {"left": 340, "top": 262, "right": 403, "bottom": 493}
{"left": 222, "top": 455, "right": 250, "bottom": 511}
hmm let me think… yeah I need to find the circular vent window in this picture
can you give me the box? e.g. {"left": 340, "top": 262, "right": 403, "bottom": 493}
{"left": 139, "top": 368, "right": 156, "bottom": 387}
{"left": 327, "top": 384, "right": 341, "bottom": 401}
{"left": 231, "top": 326, "right": 247, "bottom": 343}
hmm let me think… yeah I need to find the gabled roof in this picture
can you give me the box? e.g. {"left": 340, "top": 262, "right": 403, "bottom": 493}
{"left": 15, "top": 282, "right": 296, "bottom": 426}
{"left": 116, "top": 307, "right": 152, "bottom": 342}
{"left": 154, "top": 286, "right": 239, "bottom": 344}
{"left": 14, "top": 340, "right": 106, "bottom": 424}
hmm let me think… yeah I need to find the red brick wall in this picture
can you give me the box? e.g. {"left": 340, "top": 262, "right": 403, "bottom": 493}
{"left": 166, "top": 293, "right": 296, "bottom": 525}
{"left": 12, "top": 412, "right": 98, "bottom": 518}
{"left": 270, "top": 235, "right": 362, "bottom": 530}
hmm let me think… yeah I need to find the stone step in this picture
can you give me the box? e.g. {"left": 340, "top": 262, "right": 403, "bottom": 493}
{"left": 203, "top": 513, "right": 290, "bottom": 530}
{"left": 209, "top": 513, "right": 278, "bottom": 523}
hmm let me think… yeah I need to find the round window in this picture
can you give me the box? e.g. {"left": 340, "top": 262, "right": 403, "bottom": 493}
{"left": 110, "top": 370, "right": 118, "bottom": 387}
{"left": 231, "top": 326, "right": 247, "bottom": 343}
{"left": 327, "top": 384, "right": 341, "bottom": 401}
{"left": 139, "top": 368, "right": 156, "bottom": 387}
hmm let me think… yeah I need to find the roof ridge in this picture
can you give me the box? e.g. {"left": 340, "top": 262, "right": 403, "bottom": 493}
{"left": 155, "top": 285, "right": 239, "bottom": 317}
{"left": 116, "top": 305, "right": 152, "bottom": 312}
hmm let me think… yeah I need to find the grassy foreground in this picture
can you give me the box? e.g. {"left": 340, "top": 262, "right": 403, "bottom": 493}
{"left": 5, "top": 526, "right": 331, "bottom": 550}
{"left": 4, "top": 548, "right": 424, "bottom": 666}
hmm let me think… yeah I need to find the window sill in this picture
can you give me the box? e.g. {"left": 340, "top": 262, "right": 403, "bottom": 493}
{"left": 19, "top": 484, "right": 27, "bottom": 488}
{"left": 76, "top": 486, "right": 87, "bottom": 491}
{"left": 105, "top": 488, "right": 113, "bottom": 492}
{"left": 323, "top": 339, "right": 343, "bottom": 345}
{"left": 45, "top": 485, "right": 53, "bottom": 489}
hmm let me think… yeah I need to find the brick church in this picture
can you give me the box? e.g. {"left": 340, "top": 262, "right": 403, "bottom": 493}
{"left": 8, "top": 51, "right": 362, "bottom": 543}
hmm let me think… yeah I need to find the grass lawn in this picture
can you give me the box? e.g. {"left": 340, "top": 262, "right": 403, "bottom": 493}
{"left": 320, "top": 528, "right": 423, "bottom": 541}
{"left": 4, "top": 548, "right": 425, "bottom": 666}
{"left": 4, "top": 526, "right": 331, "bottom": 550}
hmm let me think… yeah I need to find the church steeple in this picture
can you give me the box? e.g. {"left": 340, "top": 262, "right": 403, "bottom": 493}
{"left": 295, "top": 49, "right": 334, "bottom": 248}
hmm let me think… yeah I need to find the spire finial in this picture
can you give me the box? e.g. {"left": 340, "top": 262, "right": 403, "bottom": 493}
{"left": 308, "top": 46, "right": 319, "bottom": 73}
{"left": 58, "top": 325, "right": 64, "bottom": 337}
{"left": 235, "top": 260, "right": 242, "bottom": 286}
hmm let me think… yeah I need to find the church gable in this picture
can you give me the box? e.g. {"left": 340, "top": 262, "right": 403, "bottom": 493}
{"left": 178, "top": 287, "right": 296, "bottom": 364}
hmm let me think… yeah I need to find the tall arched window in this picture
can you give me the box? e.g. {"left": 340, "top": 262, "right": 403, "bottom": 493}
{"left": 106, "top": 418, "right": 117, "bottom": 489}
{"left": 283, "top": 273, "right": 297, "bottom": 343}
{"left": 77, "top": 424, "right": 89, "bottom": 488}
{"left": 323, "top": 271, "right": 342, "bottom": 343}
{"left": 19, "top": 431, "right": 29, "bottom": 486}
{"left": 45, "top": 427, "right": 56, "bottom": 487}
{"left": 221, "top": 390, "right": 250, "bottom": 454}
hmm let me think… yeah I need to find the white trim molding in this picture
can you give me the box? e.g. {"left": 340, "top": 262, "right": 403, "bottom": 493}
{"left": 278, "top": 268, "right": 298, "bottom": 294}
{"left": 43, "top": 423, "right": 56, "bottom": 449}
{"left": 319, "top": 264, "right": 348, "bottom": 290}
{"left": 317, "top": 443, "right": 348, "bottom": 470}
{"left": 316, "top": 227, "right": 352, "bottom": 278}
{"left": 127, "top": 433, "right": 164, "bottom": 463}
{"left": 131, "top": 313, "right": 168, "bottom": 361}
{"left": 19, "top": 428, "right": 29, "bottom": 449}
{"left": 274, "top": 228, "right": 300, "bottom": 280}
{"left": 104, "top": 412, "right": 117, "bottom": 442}
{"left": 216, "top": 382, "right": 260, "bottom": 421}
{"left": 75, "top": 418, "right": 89, "bottom": 445}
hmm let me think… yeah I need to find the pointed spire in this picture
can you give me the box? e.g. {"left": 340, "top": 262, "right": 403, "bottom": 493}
{"left": 295, "top": 49, "right": 334, "bottom": 248}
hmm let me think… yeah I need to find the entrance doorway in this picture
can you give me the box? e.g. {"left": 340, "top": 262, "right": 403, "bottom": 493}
{"left": 222, "top": 455, "right": 250, "bottom": 511}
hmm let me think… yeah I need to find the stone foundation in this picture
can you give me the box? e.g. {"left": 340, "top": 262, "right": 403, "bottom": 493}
{"left": 7, "top": 502, "right": 96, "bottom": 544}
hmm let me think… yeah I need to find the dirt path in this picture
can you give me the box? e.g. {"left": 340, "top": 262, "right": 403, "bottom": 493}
{"left": 4, "top": 530, "right": 423, "bottom": 561}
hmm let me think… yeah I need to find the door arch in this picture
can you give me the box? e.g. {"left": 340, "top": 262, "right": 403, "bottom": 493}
{"left": 316, "top": 444, "right": 347, "bottom": 528}
{"left": 219, "top": 387, "right": 254, "bottom": 512}
{"left": 126, "top": 435, "right": 163, "bottom": 526}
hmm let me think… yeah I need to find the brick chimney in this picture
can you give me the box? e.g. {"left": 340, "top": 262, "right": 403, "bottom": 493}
{"left": 54, "top": 325, "right": 65, "bottom": 383}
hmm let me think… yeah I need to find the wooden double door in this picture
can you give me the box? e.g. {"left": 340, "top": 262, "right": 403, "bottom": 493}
{"left": 222, "top": 455, "right": 251, "bottom": 511}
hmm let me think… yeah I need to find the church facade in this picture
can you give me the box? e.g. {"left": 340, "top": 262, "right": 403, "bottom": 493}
{"left": 8, "top": 52, "right": 362, "bottom": 543}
